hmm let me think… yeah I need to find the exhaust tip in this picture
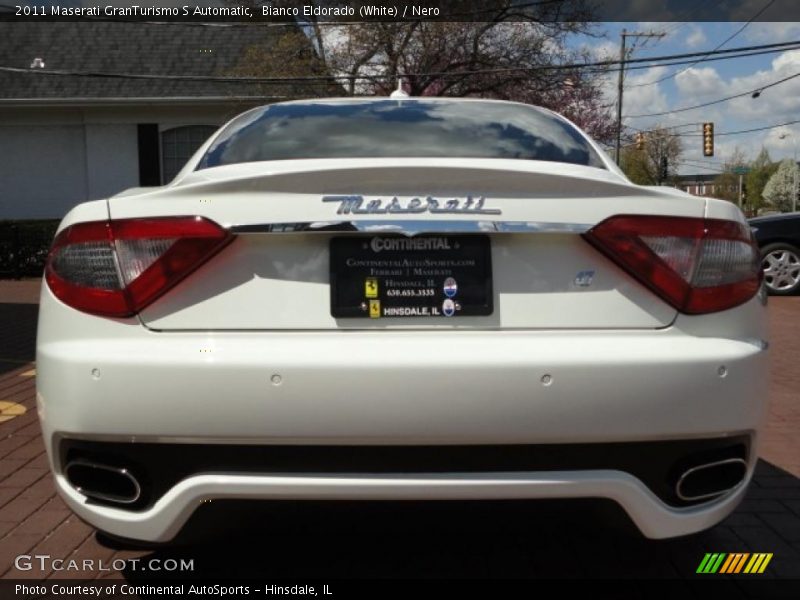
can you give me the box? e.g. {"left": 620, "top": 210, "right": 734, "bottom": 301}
{"left": 65, "top": 459, "right": 141, "bottom": 505}
{"left": 676, "top": 457, "right": 748, "bottom": 502}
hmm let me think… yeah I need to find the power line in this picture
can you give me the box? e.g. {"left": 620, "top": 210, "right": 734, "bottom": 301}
{"left": 3, "top": 40, "right": 800, "bottom": 86}
{"left": 637, "top": 117, "right": 800, "bottom": 142}
{"left": 627, "top": 0, "right": 774, "bottom": 89}
{"left": 592, "top": 44, "right": 800, "bottom": 76}
{"left": 677, "top": 160, "right": 728, "bottom": 173}
{"left": 678, "top": 118, "right": 800, "bottom": 138}
{"left": 628, "top": 122, "right": 706, "bottom": 133}
{"left": 624, "top": 69, "right": 800, "bottom": 118}
{"left": 711, "top": 118, "right": 800, "bottom": 137}
{"left": 439, "top": 39, "right": 800, "bottom": 77}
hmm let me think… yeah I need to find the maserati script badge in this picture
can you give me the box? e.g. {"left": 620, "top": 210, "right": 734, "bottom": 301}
{"left": 322, "top": 195, "right": 501, "bottom": 215}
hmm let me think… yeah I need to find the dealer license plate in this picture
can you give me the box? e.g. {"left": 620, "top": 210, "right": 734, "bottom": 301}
{"left": 330, "top": 235, "right": 493, "bottom": 318}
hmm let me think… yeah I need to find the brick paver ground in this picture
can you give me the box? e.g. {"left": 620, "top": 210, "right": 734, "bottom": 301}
{"left": 0, "top": 279, "right": 39, "bottom": 376}
{"left": 0, "top": 279, "right": 798, "bottom": 585}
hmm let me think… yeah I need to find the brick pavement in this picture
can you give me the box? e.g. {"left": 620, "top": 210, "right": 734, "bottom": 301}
{"left": 760, "top": 297, "right": 800, "bottom": 478}
{"left": 0, "top": 279, "right": 798, "bottom": 585}
{"left": 0, "top": 279, "right": 40, "bottom": 376}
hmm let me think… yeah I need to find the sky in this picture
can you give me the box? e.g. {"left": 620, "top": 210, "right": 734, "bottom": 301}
{"left": 576, "top": 21, "right": 800, "bottom": 174}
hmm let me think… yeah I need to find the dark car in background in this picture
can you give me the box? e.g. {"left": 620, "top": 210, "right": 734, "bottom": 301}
{"left": 749, "top": 213, "right": 800, "bottom": 295}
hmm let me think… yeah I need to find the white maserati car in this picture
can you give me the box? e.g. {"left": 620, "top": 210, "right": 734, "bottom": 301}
{"left": 36, "top": 97, "right": 768, "bottom": 543}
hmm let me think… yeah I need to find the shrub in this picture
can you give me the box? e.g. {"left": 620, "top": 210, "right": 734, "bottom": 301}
{"left": 0, "top": 220, "right": 60, "bottom": 278}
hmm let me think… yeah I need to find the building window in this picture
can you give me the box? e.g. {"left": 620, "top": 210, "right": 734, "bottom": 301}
{"left": 161, "top": 125, "right": 217, "bottom": 184}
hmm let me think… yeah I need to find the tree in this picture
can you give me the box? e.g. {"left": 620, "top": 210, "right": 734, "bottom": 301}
{"left": 763, "top": 158, "right": 800, "bottom": 212}
{"left": 225, "top": 1, "right": 617, "bottom": 144}
{"left": 226, "top": 26, "right": 342, "bottom": 97}
{"left": 712, "top": 147, "right": 748, "bottom": 204}
{"left": 620, "top": 128, "right": 683, "bottom": 186}
{"left": 745, "top": 148, "right": 779, "bottom": 213}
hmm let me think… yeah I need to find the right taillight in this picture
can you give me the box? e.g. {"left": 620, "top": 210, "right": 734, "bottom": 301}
{"left": 45, "top": 216, "right": 232, "bottom": 317}
{"left": 583, "top": 215, "right": 761, "bottom": 315}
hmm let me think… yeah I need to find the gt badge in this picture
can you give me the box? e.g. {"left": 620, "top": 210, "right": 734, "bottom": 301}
{"left": 365, "top": 278, "right": 379, "bottom": 298}
{"left": 369, "top": 299, "right": 381, "bottom": 318}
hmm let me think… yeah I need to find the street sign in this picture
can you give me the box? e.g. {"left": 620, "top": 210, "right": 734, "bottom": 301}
{"left": 733, "top": 167, "right": 750, "bottom": 175}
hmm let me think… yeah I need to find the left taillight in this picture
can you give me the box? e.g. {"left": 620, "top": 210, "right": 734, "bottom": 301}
{"left": 45, "top": 216, "right": 232, "bottom": 317}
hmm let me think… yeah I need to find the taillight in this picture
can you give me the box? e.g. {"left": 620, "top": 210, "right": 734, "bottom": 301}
{"left": 583, "top": 215, "right": 761, "bottom": 314}
{"left": 45, "top": 216, "right": 232, "bottom": 317}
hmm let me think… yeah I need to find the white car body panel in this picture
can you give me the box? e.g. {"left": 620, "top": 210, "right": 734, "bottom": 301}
{"left": 37, "top": 293, "right": 766, "bottom": 443}
{"left": 54, "top": 470, "right": 752, "bottom": 543}
{"left": 36, "top": 97, "right": 769, "bottom": 542}
{"left": 107, "top": 159, "right": 704, "bottom": 330}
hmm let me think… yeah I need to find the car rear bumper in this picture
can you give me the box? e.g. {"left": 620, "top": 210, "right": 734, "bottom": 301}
{"left": 51, "top": 465, "right": 753, "bottom": 542}
{"left": 36, "top": 292, "right": 769, "bottom": 541}
{"left": 38, "top": 329, "right": 767, "bottom": 443}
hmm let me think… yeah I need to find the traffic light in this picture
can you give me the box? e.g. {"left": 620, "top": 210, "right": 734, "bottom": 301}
{"left": 703, "top": 122, "right": 714, "bottom": 157}
{"left": 635, "top": 132, "right": 645, "bottom": 150}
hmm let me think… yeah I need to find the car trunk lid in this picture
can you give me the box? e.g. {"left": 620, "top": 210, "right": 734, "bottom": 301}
{"left": 107, "top": 159, "right": 703, "bottom": 330}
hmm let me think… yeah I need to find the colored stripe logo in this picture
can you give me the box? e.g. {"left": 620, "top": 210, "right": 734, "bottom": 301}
{"left": 697, "top": 553, "right": 773, "bottom": 574}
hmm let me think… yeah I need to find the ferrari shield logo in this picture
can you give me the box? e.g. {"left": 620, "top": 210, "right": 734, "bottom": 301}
{"left": 365, "top": 278, "right": 379, "bottom": 298}
{"left": 369, "top": 299, "right": 381, "bottom": 318}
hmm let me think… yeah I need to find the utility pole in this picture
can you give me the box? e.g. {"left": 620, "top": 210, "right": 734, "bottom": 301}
{"left": 615, "top": 30, "right": 665, "bottom": 165}
{"left": 738, "top": 173, "right": 743, "bottom": 208}
{"left": 615, "top": 29, "right": 626, "bottom": 165}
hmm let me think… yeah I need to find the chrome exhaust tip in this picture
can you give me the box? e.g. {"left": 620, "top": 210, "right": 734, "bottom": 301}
{"left": 65, "top": 459, "right": 142, "bottom": 505}
{"left": 676, "top": 457, "right": 748, "bottom": 502}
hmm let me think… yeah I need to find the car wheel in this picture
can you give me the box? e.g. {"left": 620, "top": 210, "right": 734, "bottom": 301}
{"left": 761, "top": 242, "right": 800, "bottom": 295}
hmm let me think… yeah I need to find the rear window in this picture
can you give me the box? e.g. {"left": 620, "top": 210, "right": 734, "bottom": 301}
{"left": 196, "top": 100, "right": 606, "bottom": 170}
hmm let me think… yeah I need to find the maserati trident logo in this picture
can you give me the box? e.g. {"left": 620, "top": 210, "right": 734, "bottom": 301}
{"left": 322, "top": 195, "right": 501, "bottom": 215}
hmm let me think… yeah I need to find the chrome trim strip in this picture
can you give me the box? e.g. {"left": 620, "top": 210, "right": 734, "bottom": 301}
{"left": 675, "top": 457, "right": 748, "bottom": 502}
{"left": 230, "top": 220, "right": 592, "bottom": 236}
{"left": 65, "top": 459, "right": 142, "bottom": 505}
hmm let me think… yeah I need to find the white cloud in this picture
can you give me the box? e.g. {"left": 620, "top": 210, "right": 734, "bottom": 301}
{"left": 770, "top": 48, "right": 800, "bottom": 71}
{"left": 744, "top": 21, "right": 800, "bottom": 43}
{"left": 685, "top": 26, "right": 707, "bottom": 49}
{"left": 724, "top": 49, "right": 800, "bottom": 120}
{"left": 619, "top": 67, "right": 670, "bottom": 118}
{"left": 583, "top": 40, "right": 618, "bottom": 62}
{"left": 675, "top": 67, "right": 728, "bottom": 100}
{"left": 760, "top": 126, "right": 800, "bottom": 159}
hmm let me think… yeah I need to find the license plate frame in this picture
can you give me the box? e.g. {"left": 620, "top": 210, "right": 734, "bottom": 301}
{"left": 329, "top": 234, "right": 493, "bottom": 319}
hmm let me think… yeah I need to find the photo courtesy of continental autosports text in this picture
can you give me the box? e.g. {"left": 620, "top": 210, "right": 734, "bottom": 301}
{"left": 14, "top": 583, "right": 331, "bottom": 597}
{"left": 1, "top": 0, "right": 800, "bottom": 598}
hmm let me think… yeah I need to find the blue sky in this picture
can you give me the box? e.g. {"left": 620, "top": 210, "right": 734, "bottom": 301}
{"left": 577, "top": 22, "right": 800, "bottom": 174}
